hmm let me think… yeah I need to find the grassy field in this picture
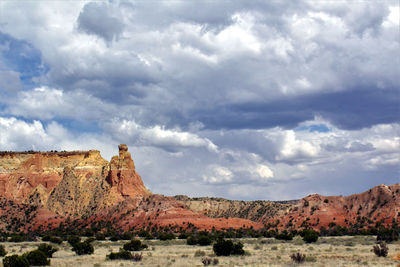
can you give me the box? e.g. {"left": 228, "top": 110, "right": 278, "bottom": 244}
{"left": 1, "top": 236, "right": 399, "bottom": 266}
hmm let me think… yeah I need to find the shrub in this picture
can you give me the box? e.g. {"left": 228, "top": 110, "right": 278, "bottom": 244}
{"left": 0, "top": 244, "right": 7, "bottom": 257}
{"left": 95, "top": 233, "right": 106, "bottom": 240}
{"left": 67, "top": 235, "right": 81, "bottom": 246}
{"left": 178, "top": 232, "right": 189, "bottom": 239}
{"left": 3, "top": 254, "right": 29, "bottom": 267}
{"left": 202, "top": 257, "right": 212, "bottom": 266}
{"left": 107, "top": 250, "right": 132, "bottom": 260}
{"left": 24, "top": 250, "right": 50, "bottom": 266}
{"left": 372, "top": 242, "right": 388, "bottom": 257}
{"left": 275, "top": 230, "right": 293, "bottom": 241}
{"left": 123, "top": 239, "right": 148, "bottom": 251}
{"left": 290, "top": 252, "right": 306, "bottom": 264}
{"left": 109, "top": 235, "right": 120, "bottom": 241}
{"left": 159, "top": 232, "right": 175, "bottom": 241}
{"left": 72, "top": 241, "right": 94, "bottom": 255}
{"left": 187, "top": 236, "right": 197, "bottom": 245}
{"left": 213, "top": 239, "right": 233, "bottom": 256}
{"left": 212, "top": 238, "right": 244, "bottom": 256}
{"left": 377, "top": 228, "right": 399, "bottom": 243}
{"left": 198, "top": 235, "right": 213, "bottom": 246}
{"left": 132, "top": 253, "right": 143, "bottom": 261}
{"left": 8, "top": 235, "right": 26, "bottom": 243}
{"left": 232, "top": 242, "right": 245, "bottom": 255}
{"left": 303, "top": 230, "right": 319, "bottom": 243}
{"left": 37, "top": 244, "right": 58, "bottom": 258}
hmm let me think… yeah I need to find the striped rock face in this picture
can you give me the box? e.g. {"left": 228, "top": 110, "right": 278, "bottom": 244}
{"left": 0, "top": 145, "right": 150, "bottom": 218}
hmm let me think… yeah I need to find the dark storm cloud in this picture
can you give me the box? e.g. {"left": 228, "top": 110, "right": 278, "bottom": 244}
{"left": 77, "top": 2, "right": 124, "bottom": 42}
{"left": 195, "top": 87, "right": 399, "bottom": 131}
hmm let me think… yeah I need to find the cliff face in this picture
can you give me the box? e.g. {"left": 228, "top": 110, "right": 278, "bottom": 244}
{"left": 0, "top": 145, "right": 150, "bottom": 218}
{"left": 0, "top": 146, "right": 398, "bottom": 232}
{"left": 263, "top": 184, "right": 400, "bottom": 229}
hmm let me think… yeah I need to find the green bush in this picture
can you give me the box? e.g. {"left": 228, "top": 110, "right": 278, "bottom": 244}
{"left": 212, "top": 238, "right": 244, "bottom": 256}
{"left": 3, "top": 254, "right": 29, "bottom": 267}
{"left": 232, "top": 242, "right": 245, "bottom": 255}
{"left": 158, "top": 232, "right": 175, "bottom": 241}
{"left": 377, "top": 228, "right": 399, "bottom": 243}
{"left": 24, "top": 250, "right": 50, "bottom": 266}
{"left": 37, "top": 244, "right": 58, "bottom": 258}
{"left": 187, "top": 236, "right": 197, "bottom": 245}
{"left": 0, "top": 244, "right": 7, "bottom": 256}
{"left": 303, "top": 230, "right": 319, "bottom": 243}
{"left": 72, "top": 242, "right": 94, "bottom": 255}
{"left": 8, "top": 235, "right": 26, "bottom": 243}
{"left": 213, "top": 239, "right": 233, "bottom": 256}
{"left": 197, "top": 235, "right": 212, "bottom": 246}
{"left": 107, "top": 250, "right": 132, "bottom": 260}
{"left": 275, "top": 230, "right": 293, "bottom": 241}
{"left": 67, "top": 235, "right": 81, "bottom": 246}
{"left": 123, "top": 240, "right": 148, "bottom": 251}
{"left": 95, "top": 233, "right": 106, "bottom": 240}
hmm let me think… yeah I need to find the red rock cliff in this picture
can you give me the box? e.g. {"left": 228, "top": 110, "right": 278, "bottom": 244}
{"left": 0, "top": 145, "right": 150, "bottom": 217}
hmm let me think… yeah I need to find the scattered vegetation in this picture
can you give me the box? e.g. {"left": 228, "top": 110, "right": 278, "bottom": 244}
{"left": 42, "top": 235, "right": 62, "bottom": 244}
{"left": 107, "top": 250, "right": 133, "bottom": 260}
{"left": 302, "top": 230, "right": 319, "bottom": 243}
{"left": 213, "top": 238, "right": 244, "bottom": 256}
{"left": 37, "top": 243, "right": 58, "bottom": 258}
{"left": 24, "top": 249, "right": 50, "bottom": 266}
{"left": 71, "top": 241, "right": 94, "bottom": 255}
{"left": 372, "top": 242, "right": 388, "bottom": 257}
{"left": 290, "top": 252, "right": 306, "bottom": 264}
{"left": 0, "top": 244, "right": 7, "bottom": 257}
{"left": 123, "top": 239, "right": 148, "bottom": 251}
{"left": 3, "top": 254, "right": 30, "bottom": 267}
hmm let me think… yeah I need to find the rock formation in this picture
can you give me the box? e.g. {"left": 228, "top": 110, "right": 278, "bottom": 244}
{"left": 0, "top": 145, "right": 150, "bottom": 218}
{"left": 0, "top": 146, "right": 398, "bottom": 232}
{"left": 263, "top": 184, "right": 400, "bottom": 230}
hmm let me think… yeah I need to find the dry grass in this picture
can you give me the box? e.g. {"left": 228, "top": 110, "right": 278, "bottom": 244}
{"left": 0, "top": 236, "right": 399, "bottom": 266}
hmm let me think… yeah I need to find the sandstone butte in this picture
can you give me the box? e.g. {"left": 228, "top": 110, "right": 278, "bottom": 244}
{"left": 0, "top": 144, "right": 398, "bottom": 233}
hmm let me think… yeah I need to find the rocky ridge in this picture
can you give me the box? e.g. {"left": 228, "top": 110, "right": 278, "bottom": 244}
{"left": 0, "top": 145, "right": 398, "bottom": 232}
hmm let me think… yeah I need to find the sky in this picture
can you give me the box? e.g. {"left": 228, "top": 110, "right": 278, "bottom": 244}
{"left": 0, "top": 0, "right": 399, "bottom": 201}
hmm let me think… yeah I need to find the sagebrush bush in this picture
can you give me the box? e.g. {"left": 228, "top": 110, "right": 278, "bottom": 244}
{"left": 187, "top": 236, "right": 197, "bottom": 245}
{"left": 132, "top": 253, "right": 143, "bottom": 261}
{"left": 37, "top": 243, "right": 58, "bottom": 258}
{"left": 123, "top": 239, "right": 148, "bottom": 251}
{"left": 107, "top": 250, "right": 132, "bottom": 260}
{"left": 67, "top": 235, "right": 81, "bottom": 246}
{"left": 198, "top": 235, "right": 213, "bottom": 246}
{"left": 3, "top": 254, "right": 29, "bottom": 267}
{"left": 372, "top": 242, "right": 388, "bottom": 257}
{"left": 201, "top": 257, "right": 212, "bottom": 266}
{"left": 290, "top": 252, "right": 306, "bottom": 264}
{"left": 303, "top": 230, "right": 319, "bottom": 243}
{"left": 24, "top": 250, "right": 50, "bottom": 266}
{"left": 213, "top": 238, "right": 245, "bottom": 256}
{"left": 72, "top": 241, "right": 94, "bottom": 255}
{"left": 0, "top": 244, "right": 7, "bottom": 257}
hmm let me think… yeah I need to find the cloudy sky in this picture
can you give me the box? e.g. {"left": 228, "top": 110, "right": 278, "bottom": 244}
{"left": 0, "top": 0, "right": 398, "bottom": 200}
